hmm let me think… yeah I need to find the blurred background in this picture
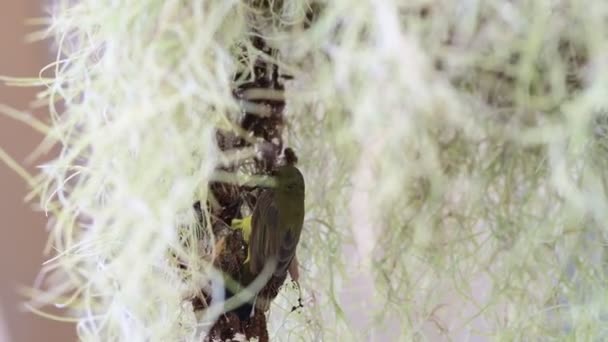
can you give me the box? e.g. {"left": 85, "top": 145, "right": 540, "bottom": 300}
{"left": 0, "top": 1, "right": 74, "bottom": 341}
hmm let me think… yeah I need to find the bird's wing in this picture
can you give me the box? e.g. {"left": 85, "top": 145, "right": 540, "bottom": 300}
{"left": 249, "top": 190, "right": 279, "bottom": 274}
{"left": 274, "top": 227, "right": 299, "bottom": 277}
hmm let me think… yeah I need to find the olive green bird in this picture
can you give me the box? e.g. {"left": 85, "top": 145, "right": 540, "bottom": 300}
{"left": 227, "top": 164, "right": 305, "bottom": 318}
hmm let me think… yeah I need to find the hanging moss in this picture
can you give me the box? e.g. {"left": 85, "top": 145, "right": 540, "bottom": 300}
{"left": 2, "top": 0, "right": 608, "bottom": 340}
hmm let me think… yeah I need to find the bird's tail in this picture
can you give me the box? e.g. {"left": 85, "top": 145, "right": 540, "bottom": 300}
{"left": 223, "top": 286, "right": 256, "bottom": 320}
{"left": 220, "top": 259, "right": 277, "bottom": 320}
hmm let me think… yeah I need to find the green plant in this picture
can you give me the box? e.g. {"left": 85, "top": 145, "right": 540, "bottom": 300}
{"left": 2, "top": 0, "right": 608, "bottom": 340}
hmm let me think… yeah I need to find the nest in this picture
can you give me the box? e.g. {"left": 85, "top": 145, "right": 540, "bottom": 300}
{"left": 192, "top": 32, "right": 297, "bottom": 341}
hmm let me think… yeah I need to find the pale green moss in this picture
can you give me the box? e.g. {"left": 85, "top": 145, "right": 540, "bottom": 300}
{"left": 2, "top": 0, "right": 608, "bottom": 340}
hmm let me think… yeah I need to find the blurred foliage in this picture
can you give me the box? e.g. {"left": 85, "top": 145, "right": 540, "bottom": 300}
{"left": 2, "top": 0, "right": 608, "bottom": 340}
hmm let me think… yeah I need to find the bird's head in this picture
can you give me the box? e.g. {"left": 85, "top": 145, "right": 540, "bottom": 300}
{"left": 274, "top": 165, "right": 305, "bottom": 196}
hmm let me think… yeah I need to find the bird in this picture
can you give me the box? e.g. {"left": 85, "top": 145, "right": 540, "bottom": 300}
{"left": 225, "top": 164, "right": 305, "bottom": 319}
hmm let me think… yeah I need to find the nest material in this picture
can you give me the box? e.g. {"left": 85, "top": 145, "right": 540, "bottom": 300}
{"left": 194, "top": 29, "right": 296, "bottom": 341}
